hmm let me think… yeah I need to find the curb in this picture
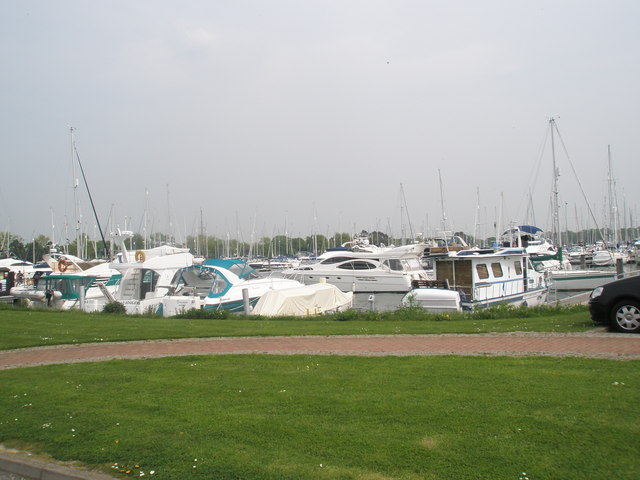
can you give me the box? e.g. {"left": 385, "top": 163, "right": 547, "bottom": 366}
{"left": 0, "top": 451, "right": 114, "bottom": 480}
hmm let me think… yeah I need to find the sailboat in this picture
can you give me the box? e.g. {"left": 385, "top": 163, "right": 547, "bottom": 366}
{"left": 532, "top": 120, "right": 619, "bottom": 290}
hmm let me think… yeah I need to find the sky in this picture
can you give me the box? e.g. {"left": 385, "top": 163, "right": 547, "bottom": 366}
{"left": 1, "top": 0, "right": 639, "bottom": 246}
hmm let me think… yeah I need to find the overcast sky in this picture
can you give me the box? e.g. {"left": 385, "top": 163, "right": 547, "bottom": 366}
{"left": 1, "top": 0, "right": 639, "bottom": 245}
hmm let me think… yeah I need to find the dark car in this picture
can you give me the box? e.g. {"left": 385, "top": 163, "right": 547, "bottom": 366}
{"left": 589, "top": 275, "right": 640, "bottom": 333}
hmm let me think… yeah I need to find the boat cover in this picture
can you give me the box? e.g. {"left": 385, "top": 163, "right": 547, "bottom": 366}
{"left": 252, "top": 283, "right": 353, "bottom": 316}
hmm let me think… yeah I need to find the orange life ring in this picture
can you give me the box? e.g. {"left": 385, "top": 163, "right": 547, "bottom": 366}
{"left": 58, "top": 259, "right": 68, "bottom": 272}
{"left": 135, "top": 250, "right": 146, "bottom": 262}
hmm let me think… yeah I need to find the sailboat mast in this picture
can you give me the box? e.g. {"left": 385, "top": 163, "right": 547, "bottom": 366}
{"left": 549, "top": 118, "right": 561, "bottom": 247}
{"left": 472, "top": 187, "right": 480, "bottom": 247}
{"left": 607, "top": 145, "right": 619, "bottom": 246}
{"left": 438, "top": 169, "right": 447, "bottom": 233}
{"left": 70, "top": 126, "right": 82, "bottom": 256}
{"left": 144, "top": 188, "right": 149, "bottom": 250}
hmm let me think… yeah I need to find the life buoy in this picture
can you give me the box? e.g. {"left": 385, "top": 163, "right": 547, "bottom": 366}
{"left": 135, "top": 250, "right": 146, "bottom": 262}
{"left": 58, "top": 259, "right": 68, "bottom": 272}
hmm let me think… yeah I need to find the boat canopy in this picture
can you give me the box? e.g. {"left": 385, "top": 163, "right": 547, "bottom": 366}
{"left": 203, "top": 259, "right": 257, "bottom": 280}
{"left": 517, "top": 225, "right": 543, "bottom": 234}
{"left": 173, "top": 260, "right": 259, "bottom": 299}
{"left": 40, "top": 275, "right": 96, "bottom": 300}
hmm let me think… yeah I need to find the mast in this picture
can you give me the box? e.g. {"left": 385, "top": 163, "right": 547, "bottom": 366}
{"left": 607, "top": 145, "right": 619, "bottom": 246}
{"left": 399, "top": 183, "right": 414, "bottom": 244}
{"left": 438, "top": 169, "right": 447, "bottom": 234}
{"left": 549, "top": 118, "right": 561, "bottom": 248}
{"left": 50, "top": 208, "right": 56, "bottom": 246}
{"left": 144, "top": 188, "right": 149, "bottom": 250}
{"left": 199, "top": 207, "right": 205, "bottom": 258}
{"left": 70, "top": 126, "right": 82, "bottom": 257}
{"left": 166, "top": 183, "right": 173, "bottom": 245}
{"left": 472, "top": 187, "right": 480, "bottom": 248}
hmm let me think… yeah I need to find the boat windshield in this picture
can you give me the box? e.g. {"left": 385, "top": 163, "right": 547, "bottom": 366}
{"left": 172, "top": 266, "right": 232, "bottom": 297}
{"left": 403, "top": 258, "right": 422, "bottom": 271}
{"left": 226, "top": 262, "right": 259, "bottom": 280}
{"left": 321, "top": 256, "right": 356, "bottom": 265}
{"left": 41, "top": 276, "right": 94, "bottom": 300}
{"left": 208, "top": 270, "right": 231, "bottom": 297}
{"left": 384, "top": 259, "right": 403, "bottom": 271}
{"left": 383, "top": 258, "right": 422, "bottom": 272}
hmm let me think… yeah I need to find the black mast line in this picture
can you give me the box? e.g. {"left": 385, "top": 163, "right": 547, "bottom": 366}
{"left": 73, "top": 146, "right": 111, "bottom": 259}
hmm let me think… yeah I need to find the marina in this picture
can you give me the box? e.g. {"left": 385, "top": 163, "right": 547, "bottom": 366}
{"left": 1, "top": 119, "right": 639, "bottom": 315}
{"left": 3, "top": 228, "right": 638, "bottom": 314}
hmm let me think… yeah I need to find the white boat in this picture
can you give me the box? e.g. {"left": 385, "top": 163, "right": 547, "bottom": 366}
{"left": 403, "top": 247, "right": 550, "bottom": 311}
{"left": 549, "top": 269, "right": 618, "bottom": 291}
{"left": 251, "top": 282, "right": 353, "bottom": 316}
{"left": 163, "top": 258, "right": 306, "bottom": 314}
{"left": 281, "top": 242, "right": 431, "bottom": 293}
{"left": 591, "top": 249, "right": 629, "bottom": 266}
{"left": 42, "top": 249, "right": 107, "bottom": 274}
{"left": 9, "top": 268, "right": 122, "bottom": 311}
{"left": 9, "top": 232, "right": 191, "bottom": 312}
{"left": 111, "top": 251, "right": 194, "bottom": 315}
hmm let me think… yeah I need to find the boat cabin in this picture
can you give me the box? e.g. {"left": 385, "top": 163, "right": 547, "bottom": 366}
{"left": 432, "top": 248, "right": 544, "bottom": 307}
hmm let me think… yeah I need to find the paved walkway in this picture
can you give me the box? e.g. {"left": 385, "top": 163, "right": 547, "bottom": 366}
{"left": 1, "top": 331, "right": 639, "bottom": 369}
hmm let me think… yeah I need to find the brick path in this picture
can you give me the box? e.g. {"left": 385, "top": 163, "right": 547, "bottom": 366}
{"left": 1, "top": 332, "right": 639, "bottom": 369}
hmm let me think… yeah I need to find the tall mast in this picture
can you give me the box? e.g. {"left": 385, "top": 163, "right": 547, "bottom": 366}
{"left": 549, "top": 118, "right": 561, "bottom": 247}
{"left": 607, "top": 145, "right": 618, "bottom": 246}
{"left": 166, "top": 183, "right": 172, "bottom": 245}
{"left": 472, "top": 187, "right": 480, "bottom": 247}
{"left": 70, "top": 126, "right": 82, "bottom": 256}
{"left": 144, "top": 188, "right": 149, "bottom": 250}
{"left": 50, "top": 208, "right": 56, "bottom": 246}
{"left": 399, "top": 187, "right": 405, "bottom": 245}
{"left": 438, "top": 169, "right": 447, "bottom": 234}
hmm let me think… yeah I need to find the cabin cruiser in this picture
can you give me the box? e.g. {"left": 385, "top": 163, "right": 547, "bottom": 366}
{"left": 9, "top": 258, "right": 121, "bottom": 311}
{"left": 9, "top": 233, "right": 191, "bottom": 312}
{"left": 403, "top": 247, "right": 550, "bottom": 311}
{"left": 110, "top": 251, "right": 194, "bottom": 315}
{"left": 281, "top": 242, "right": 431, "bottom": 293}
{"left": 163, "top": 258, "right": 306, "bottom": 314}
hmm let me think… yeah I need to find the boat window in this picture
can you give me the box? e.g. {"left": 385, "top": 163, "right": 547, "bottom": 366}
{"left": 174, "top": 267, "right": 217, "bottom": 297}
{"left": 491, "top": 263, "right": 503, "bottom": 277}
{"left": 385, "top": 259, "right": 403, "bottom": 271}
{"left": 227, "top": 262, "right": 258, "bottom": 279}
{"left": 404, "top": 258, "right": 422, "bottom": 271}
{"left": 209, "top": 271, "right": 231, "bottom": 296}
{"left": 337, "top": 261, "right": 376, "bottom": 270}
{"left": 476, "top": 264, "right": 489, "bottom": 279}
{"left": 321, "top": 256, "right": 354, "bottom": 265}
{"left": 514, "top": 260, "right": 522, "bottom": 275}
{"left": 141, "top": 269, "right": 160, "bottom": 299}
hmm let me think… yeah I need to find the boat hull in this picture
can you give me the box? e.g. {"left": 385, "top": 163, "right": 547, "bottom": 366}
{"left": 463, "top": 286, "right": 548, "bottom": 310}
{"left": 283, "top": 272, "right": 414, "bottom": 293}
{"left": 550, "top": 270, "right": 618, "bottom": 291}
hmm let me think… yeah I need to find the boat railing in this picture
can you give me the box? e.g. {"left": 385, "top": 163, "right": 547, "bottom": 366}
{"left": 411, "top": 279, "right": 475, "bottom": 300}
{"left": 411, "top": 279, "right": 451, "bottom": 290}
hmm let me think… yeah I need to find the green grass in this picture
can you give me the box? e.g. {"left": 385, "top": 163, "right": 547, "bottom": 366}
{"left": 1, "top": 355, "right": 638, "bottom": 479}
{"left": 0, "top": 304, "right": 595, "bottom": 350}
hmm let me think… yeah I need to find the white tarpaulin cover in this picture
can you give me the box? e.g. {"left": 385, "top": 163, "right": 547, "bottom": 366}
{"left": 252, "top": 283, "right": 353, "bottom": 316}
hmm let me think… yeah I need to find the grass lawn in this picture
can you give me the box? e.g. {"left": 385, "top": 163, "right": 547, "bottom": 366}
{"left": 1, "top": 354, "right": 638, "bottom": 480}
{"left": 0, "top": 305, "right": 595, "bottom": 350}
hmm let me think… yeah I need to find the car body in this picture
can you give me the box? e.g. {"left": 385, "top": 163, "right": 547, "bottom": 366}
{"left": 589, "top": 275, "right": 640, "bottom": 333}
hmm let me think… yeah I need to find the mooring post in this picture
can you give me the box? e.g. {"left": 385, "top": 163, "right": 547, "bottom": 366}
{"left": 616, "top": 258, "right": 624, "bottom": 279}
{"left": 242, "top": 288, "right": 250, "bottom": 315}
